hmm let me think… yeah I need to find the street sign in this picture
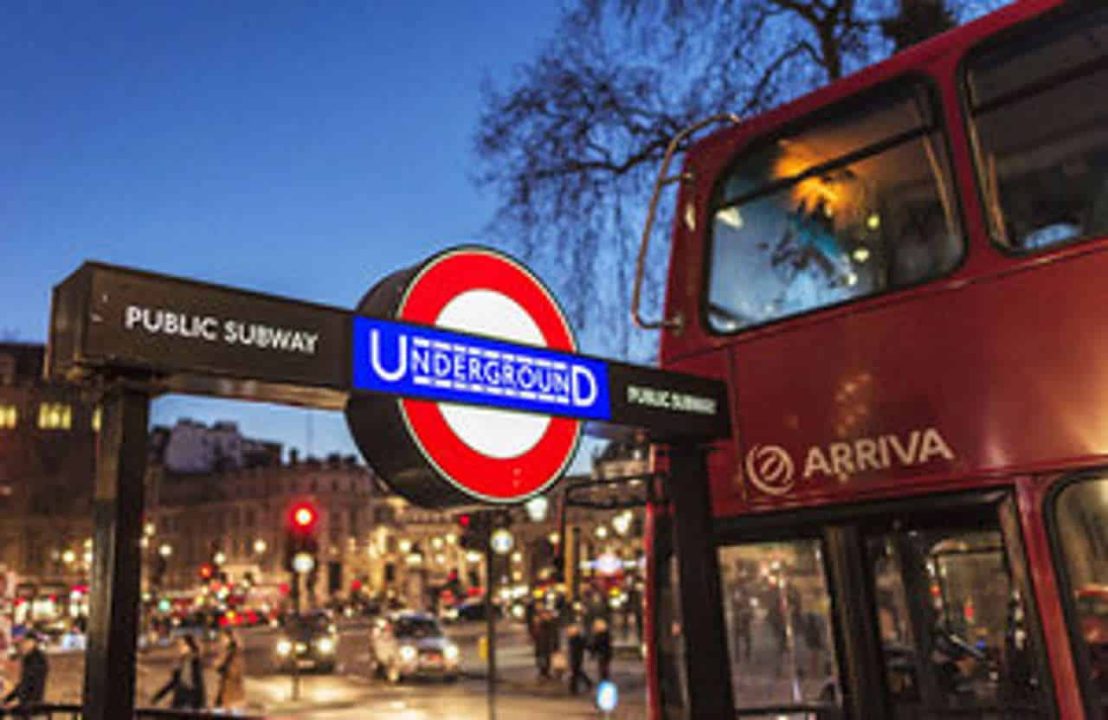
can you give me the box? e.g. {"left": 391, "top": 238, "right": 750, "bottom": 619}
{"left": 346, "top": 248, "right": 585, "bottom": 507}
{"left": 45, "top": 251, "right": 732, "bottom": 720}
{"left": 48, "top": 263, "right": 348, "bottom": 408}
{"left": 49, "top": 250, "right": 731, "bottom": 511}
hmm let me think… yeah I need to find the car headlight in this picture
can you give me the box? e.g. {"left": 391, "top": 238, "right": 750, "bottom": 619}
{"left": 399, "top": 644, "right": 417, "bottom": 662}
{"left": 317, "top": 636, "right": 336, "bottom": 654}
{"left": 276, "top": 639, "right": 292, "bottom": 656}
{"left": 443, "top": 643, "right": 459, "bottom": 662}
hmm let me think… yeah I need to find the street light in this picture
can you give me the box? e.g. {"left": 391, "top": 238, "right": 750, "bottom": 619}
{"left": 213, "top": 551, "right": 227, "bottom": 565}
{"left": 490, "top": 528, "right": 514, "bottom": 556}
{"left": 158, "top": 543, "right": 173, "bottom": 558}
{"left": 612, "top": 511, "right": 633, "bottom": 536}
{"left": 253, "top": 539, "right": 267, "bottom": 555}
{"left": 61, "top": 550, "right": 76, "bottom": 565}
{"left": 524, "top": 495, "right": 549, "bottom": 522}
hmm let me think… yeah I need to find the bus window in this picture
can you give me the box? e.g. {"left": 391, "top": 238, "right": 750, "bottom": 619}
{"left": 707, "top": 82, "right": 961, "bottom": 333}
{"left": 718, "top": 540, "right": 841, "bottom": 716}
{"left": 967, "top": 6, "right": 1108, "bottom": 251}
{"left": 865, "top": 517, "right": 1046, "bottom": 718}
{"left": 1052, "top": 476, "right": 1108, "bottom": 713}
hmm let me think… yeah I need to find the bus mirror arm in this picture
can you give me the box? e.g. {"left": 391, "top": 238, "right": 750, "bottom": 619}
{"left": 632, "top": 112, "right": 740, "bottom": 331}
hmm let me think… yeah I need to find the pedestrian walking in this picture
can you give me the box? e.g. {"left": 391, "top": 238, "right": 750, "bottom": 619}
{"left": 152, "top": 634, "right": 205, "bottom": 710}
{"left": 566, "top": 623, "right": 593, "bottom": 695}
{"left": 537, "top": 611, "right": 560, "bottom": 679}
{"left": 590, "top": 617, "right": 612, "bottom": 682}
{"left": 1, "top": 633, "right": 48, "bottom": 712}
{"left": 214, "top": 629, "right": 246, "bottom": 712}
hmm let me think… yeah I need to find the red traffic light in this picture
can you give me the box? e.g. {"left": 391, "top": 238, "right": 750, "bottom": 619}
{"left": 458, "top": 514, "right": 471, "bottom": 528}
{"left": 288, "top": 501, "right": 319, "bottom": 532}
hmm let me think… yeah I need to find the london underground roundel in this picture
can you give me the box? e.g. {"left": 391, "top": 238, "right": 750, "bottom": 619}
{"left": 344, "top": 247, "right": 582, "bottom": 508}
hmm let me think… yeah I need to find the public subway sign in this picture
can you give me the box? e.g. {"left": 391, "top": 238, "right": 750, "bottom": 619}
{"left": 49, "top": 249, "right": 730, "bottom": 510}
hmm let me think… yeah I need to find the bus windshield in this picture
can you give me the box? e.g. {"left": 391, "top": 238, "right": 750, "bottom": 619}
{"left": 707, "top": 82, "right": 961, "bottom": 333}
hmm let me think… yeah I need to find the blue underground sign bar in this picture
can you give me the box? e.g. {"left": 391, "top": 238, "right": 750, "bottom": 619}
{"left": 351, "top": 316, "right": 612, "bottom": 422}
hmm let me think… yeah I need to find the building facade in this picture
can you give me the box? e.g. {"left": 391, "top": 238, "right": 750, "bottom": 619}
{"left": 0, "top": 343, "right": 97, "bottom": 599}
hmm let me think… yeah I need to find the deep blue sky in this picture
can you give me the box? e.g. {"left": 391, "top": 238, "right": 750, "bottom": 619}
{"left": 1, "top": 1, "right": 564, "bottom": 458}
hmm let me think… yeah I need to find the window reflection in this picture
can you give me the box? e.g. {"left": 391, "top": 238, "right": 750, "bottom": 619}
{"left": 866, "top": 521, "right": 1044, "bottom": 718}
{"left": 1055, "top": 477, "right": 1108, "bottom": 711}
{"left": 968, "top": 6, "right": 1108, "bottom": 251}
{"left": 719, "top": 540, "right": 840, "bottom": 712}
{"left": 708, "top": 83, "right": 960, "bottom": 332}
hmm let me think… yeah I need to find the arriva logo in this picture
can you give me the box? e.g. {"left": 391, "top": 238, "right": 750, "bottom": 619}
{"left": 745, "top": 444, "right": 796, "bottom": 496}
{"left": 744, "top": 427, "right": 955, "bottom": 495}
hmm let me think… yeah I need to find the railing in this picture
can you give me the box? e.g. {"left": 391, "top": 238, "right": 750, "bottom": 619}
{"left": 0, "top": 705, "right": 266, "bottom": 719}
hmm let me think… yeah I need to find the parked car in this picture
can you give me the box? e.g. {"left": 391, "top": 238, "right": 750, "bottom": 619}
{"left": 441, "top": 598, "right": 502, "bottom": 623}
{"left": 275, "top": 612, "right": 338, "bottom": 673}
{"left": 369, "top": 612, "right": 459, "bottom": 683}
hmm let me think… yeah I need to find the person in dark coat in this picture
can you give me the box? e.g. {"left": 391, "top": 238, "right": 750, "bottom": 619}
{"left": 590, "top": 618, "right": 613, "bottom": 682}
{"left": 2, "top": 634, "right": 48, "bottom": 710}
{"left": 566, "top": 622, "right": 592, "bottom": 695}
{"left": 537, "top": 611, "right": 560, "bottom": 679}
{"left": 152, "top": 635, "right": 205, "bottom": 710}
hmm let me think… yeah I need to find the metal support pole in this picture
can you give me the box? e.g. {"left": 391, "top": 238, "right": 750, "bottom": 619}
{"left": 666, "top": 442, "right": 735, "bottom": 719}
{"left": 291, "top": 570, "right": 301, "bottom": 701}
{"left": 82, "top": 383, "right": 149, "bottom": 720}
{"left": 485, "top": 520, "right": 497, "bottom": 720}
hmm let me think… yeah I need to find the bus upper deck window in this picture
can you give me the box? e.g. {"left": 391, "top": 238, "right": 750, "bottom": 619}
{"left": 967, "top": 6, "right": 1108, "bottom": 252}
{"left": 706, "top": 81, "right": 961, "bottom": 333}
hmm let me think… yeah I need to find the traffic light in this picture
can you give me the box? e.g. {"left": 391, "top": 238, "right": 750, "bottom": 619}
{"left": 457, "top": 512, "right": 487, "bottom": 552}
{"left": 285, "top": 500, "right": 320, "bottom": 572}
{"left": 456, "top": 511, "right": 512, "bottom": 552}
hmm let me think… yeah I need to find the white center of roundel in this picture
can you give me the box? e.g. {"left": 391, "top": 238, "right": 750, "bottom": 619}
{"left": 434, "top": 289, "right": 552, "bottom": 459}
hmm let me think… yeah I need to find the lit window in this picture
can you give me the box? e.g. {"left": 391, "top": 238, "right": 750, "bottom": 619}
{"left": 91, "top": 406, "right": 102, "bottom": 432}
{"left": 37, "top": 403, "right": 72, "bottom": 430}
{"left": 0, "top": 405, "right": 17, "bottom": 429}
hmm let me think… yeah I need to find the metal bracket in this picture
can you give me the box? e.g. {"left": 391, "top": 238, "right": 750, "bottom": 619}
{"left": 631, "top": 113, "right": 740, "bottom": 331}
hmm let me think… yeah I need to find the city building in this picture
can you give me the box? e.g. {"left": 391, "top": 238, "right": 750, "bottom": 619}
{"left": 0, "top": 342, "right": 97, "bottom": 620}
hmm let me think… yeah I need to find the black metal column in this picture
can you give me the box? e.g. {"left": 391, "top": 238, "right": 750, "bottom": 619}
{"left": 667, "top": 442, "right": 734, "bottom": 719}
{"left": 484, "top": 517, "right": 497, "bottom": 720}
{"left": 82, "top": 383, "right": 149, "bottom": 720}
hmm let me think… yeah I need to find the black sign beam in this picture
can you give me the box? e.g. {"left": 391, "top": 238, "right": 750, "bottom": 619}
{"left": 49, "top": 262, "right": 730, "bottom": 438}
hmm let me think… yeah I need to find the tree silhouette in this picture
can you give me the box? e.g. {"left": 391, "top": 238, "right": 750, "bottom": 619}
{"left": 475, "top": 0, "right": 1005, "bottom": 358}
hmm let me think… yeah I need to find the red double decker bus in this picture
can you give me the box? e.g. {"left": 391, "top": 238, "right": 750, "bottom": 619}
{"left": 641, "top": 1, "right": 1108, "bottom": 717}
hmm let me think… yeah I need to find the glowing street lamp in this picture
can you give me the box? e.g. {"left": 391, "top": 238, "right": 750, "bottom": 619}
{"left": 524, "top": 495, "right": 549, "bottom": 522}
{"left": 490, "top": 528, "right": 514, "bottom": 556}
{"left": 253, "top": 539, "right": 267, "bottom": 555}
{"left": 158, "top": 543, "right": 173, "bottom": 558}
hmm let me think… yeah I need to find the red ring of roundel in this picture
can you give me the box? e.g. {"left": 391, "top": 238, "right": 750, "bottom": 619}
{"left": 396, "top": 249, "right": 580, "bottom": 502}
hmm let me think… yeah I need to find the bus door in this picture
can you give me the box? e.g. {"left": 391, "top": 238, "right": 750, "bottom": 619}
{"left": 857, "top": 496, "right": 1049, "bottom": 719}
{"left": 673, "top": 491, "right": 1055, "bottom": 720}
